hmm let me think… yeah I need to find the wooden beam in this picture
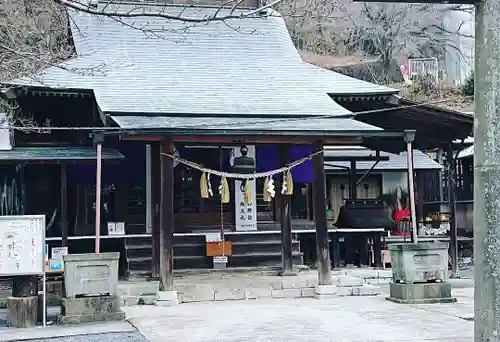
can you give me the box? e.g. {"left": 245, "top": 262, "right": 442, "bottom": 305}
{"left": 60, "top": 164, "right": 68, "bottom": 247}
{"left": 122, "top": 135, "right": 360, "bottom": 145}
{"left": 279, "top": 145, "right": 295, "bottom": 276}
{"left": 121, "top": 136, "right": 162, "bottom": 142}
{"left": 312, "top": 141, "right": 333, "bottom": 285}
{"left": 160, "top": 138, "right": 175, "bottom": 291}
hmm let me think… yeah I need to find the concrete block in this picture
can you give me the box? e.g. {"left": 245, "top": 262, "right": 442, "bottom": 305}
{"left": 377, "top": 270, "right": 393, "bottom": 278}
{"left": 365, "top": 278, "right": 380, "bottom": 285}
{"left": 387, "top": 282, "right": 457, "bottom": 304}
{"left": 301, "top": 287, "right": 316, "bottom": 298}
{"left": 215, "top": 289, "right": 245, "bottom": 301}
{"left": 314, "top": 285, "right": 337, "bottom": 299}
{"left": 337, "top": 285, "right": 380, "bottom": 297}
{"left": 306, "top": 279, "right": 318, "bottom": 288}
{"left": 270, "top": 282, "right": 283, "bottom": 290}
{"left": 120, "top": 294, "right": 156, "bottom": 306}
{"left": 245, "top": 288, "right": 272, "bottom": 300}
{"left": 271, "top": 288, "right": 302, "bottom": 299}
{"left": 120, "top": 295, "right": 138, "bottom": 307}
{"left": 280, "top": 278, "right": 307, "bottom": 289}
{"left": 118, "top": 281, "right": 158, "bottom": 297}
{"left": 156, "top": 291, "right": 179, "bottom": 306}
{"left": 345, "top": 269, "right": 379, "bottom": 279}
{"left": 336, "top": 287, "right": 354, "bottom": 296}
{"left": 179, "top": 290, "right": 215, "bottom": 303}
{"left": 336, "top": 275, "right": 364, "bottom": 287}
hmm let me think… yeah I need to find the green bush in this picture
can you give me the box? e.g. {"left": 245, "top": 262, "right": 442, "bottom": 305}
{"left": 462, "top": 71, "right": 474, "bottom": 96}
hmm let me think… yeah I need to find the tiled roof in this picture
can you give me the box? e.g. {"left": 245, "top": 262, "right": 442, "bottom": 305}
{"left": 12, "top": 3, "right": 396, "bottom": 121}
{"left": 324, "top": 148, "right": 442, "bottom": 170}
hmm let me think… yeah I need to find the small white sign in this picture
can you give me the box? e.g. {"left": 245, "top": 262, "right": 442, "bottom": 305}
{"left": 107, "top": 222, "right": 116, "bottom": 234}
{"left": 205, "top": 232, "right": 222, "bottom": 243}
{"left": 51, "top": 247, "right": 68, "bottom": 260}
{"left": 107, "top": 222, "right": 125, "bottom": 235}
{"left": 213, "top": 256, "right": 228, "bottom": 264}
{"left": 115, "top": 222, "right": 125, "bottom": 235}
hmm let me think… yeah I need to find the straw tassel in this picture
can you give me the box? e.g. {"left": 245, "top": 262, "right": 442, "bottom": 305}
{"left": 285, "top": 169, "right": 294, "bottom": 195}
{"left": 219, "top": 177, "right": 230, "bottom": 204}
{"left": 263, "top": 177, "right": 272, "bottom": 202}
{"left": 243, "top": 180, "right": 252, "bottom": 205}
{"left": 200, "top": 172, "right": 209, "bottom": 198}
{"left": 207, "top": 173, "right": 213, "bottom": 197}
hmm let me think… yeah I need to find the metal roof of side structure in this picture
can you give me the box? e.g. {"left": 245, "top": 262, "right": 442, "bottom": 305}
{"left": 324, "top": 148, "right": 442, "bottom": 170}
{"left": 10, "top": 3, "right": 397, "bottom": 120}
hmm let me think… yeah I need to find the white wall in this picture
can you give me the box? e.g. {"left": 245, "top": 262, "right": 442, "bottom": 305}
{"left": 382, "top": 172, "right": 407, "bottom": 194}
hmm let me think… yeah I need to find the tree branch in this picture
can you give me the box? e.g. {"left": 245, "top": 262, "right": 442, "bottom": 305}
{"left": 53, "top": 0, "right": 285, "bottom": 22}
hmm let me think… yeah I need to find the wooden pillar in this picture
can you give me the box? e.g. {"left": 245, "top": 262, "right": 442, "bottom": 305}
{"left": 160, "top": 138, "right": 174, "bottom": 291}
{"left": 279, "top": 145, "right": 294, "bottom": 276}
{"left": 312, "top": 141, "right": 332, "bottom": 285}
{"left": 151, "top": 143, "right": 161, "bottom": 278}
{"left": 349, "top": 160, "right": 357, "bottom": 200}
{"left": 447, "top": 147, "right": 458, "bottom": 277}
{"left": 60, "top": 163, "right": 68, "bottom": 247}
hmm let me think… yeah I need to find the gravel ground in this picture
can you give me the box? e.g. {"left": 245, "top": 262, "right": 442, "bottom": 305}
{"left": 23, "top": 332, "right": 149, "bottom": 342}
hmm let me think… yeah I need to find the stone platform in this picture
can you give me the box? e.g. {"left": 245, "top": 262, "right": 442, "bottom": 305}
{"left": 386, "top": 282, "right": 457, "bottom": 304}
{"left": 57, "top": 295, "right": 125, "bottom": 325}
{"left": 118, "top": 268, "right": 391, "bottom": 306}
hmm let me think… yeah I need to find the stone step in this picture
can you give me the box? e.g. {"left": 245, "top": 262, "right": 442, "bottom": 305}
{"left": 231, "top": 241, "right": 300, "bottom": 255}
{"left": 227, "top": 233, "right": 283, "bottom": 243}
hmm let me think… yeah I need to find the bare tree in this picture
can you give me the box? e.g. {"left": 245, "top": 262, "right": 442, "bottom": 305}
{"left": 280, "top": 0, "right": 472, "bottom": 83}
{"left": 0, "top": 0, "right": 292, "bottom": 126}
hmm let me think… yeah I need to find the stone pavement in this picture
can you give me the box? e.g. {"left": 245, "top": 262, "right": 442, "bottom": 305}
{"left": 0, "top": 321, "right": 137, "bottom": 342}
{"left": 124, "top": 288, "right": 474, "bottom": 342}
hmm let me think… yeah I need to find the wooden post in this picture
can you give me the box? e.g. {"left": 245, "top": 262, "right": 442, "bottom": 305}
{"left": 279, "top": 145, "right": 295, "bottom": 276}
{"left": 60, "top": 163, "right": 68, "bottom": 247}
{"left": 349, "top": 160, "right": 357, "bottom": 200}
{"left": 151, "top": 143, "right": 161, "bottom": 278}
{"left": 8, "top": 276, "right": 38, "bottom": 328}
{"left": 95, "top": 143, "right": 102, "bottom": 254}
{"left": 446, "top": 146, "right": 458, "bottom": 277}
{"left": 160, "top": 138, "right": 174, "bottom": 291}
{"left": 312, "top": 141, "right": 332, "bottom": 285}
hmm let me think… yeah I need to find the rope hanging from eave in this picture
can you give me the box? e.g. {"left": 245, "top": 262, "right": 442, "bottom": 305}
{"left": 160, "top": 149, "right": 323, "bottom": 180}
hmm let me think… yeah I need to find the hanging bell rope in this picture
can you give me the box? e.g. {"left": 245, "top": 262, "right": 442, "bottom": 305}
{"left": 161, "top": 149, "right": 323, "bottom": 180}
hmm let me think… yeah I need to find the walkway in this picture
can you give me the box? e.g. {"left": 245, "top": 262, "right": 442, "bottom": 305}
{"left": 124, "top": 288, "right": 474, "bottom": 342}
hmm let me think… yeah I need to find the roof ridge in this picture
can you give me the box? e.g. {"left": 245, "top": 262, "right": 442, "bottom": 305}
{"left": 97, "top": 0, "right": 260, "bottom": 11}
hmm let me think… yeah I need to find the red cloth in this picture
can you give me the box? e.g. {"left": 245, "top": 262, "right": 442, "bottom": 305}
{"left": 393, "top": 209, "right": 410, "bottom": 223}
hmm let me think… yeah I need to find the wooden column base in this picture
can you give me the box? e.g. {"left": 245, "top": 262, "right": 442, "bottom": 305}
{"left": 7, "top": 296, "right": 38, "bottom": 328}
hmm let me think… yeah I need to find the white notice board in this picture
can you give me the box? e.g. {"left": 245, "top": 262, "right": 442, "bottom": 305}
{"left": 0, "top": 215, "right": 45, "bottom": 276}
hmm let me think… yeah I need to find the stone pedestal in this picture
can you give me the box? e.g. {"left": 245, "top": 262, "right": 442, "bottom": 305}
{"left": 314, "top": 285, "right": 337, "bottom": 299}
{"left": 57, "top": 295, "right": 125, "bottom": 325}
{"left": 6, "top": 296, "right": 37, "bottom": 328}
{"left": 156, "top": 290, "right": 179, "bottom": 306}
{"left": 386, "top": 282, "right": 457, "bottom": 304}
